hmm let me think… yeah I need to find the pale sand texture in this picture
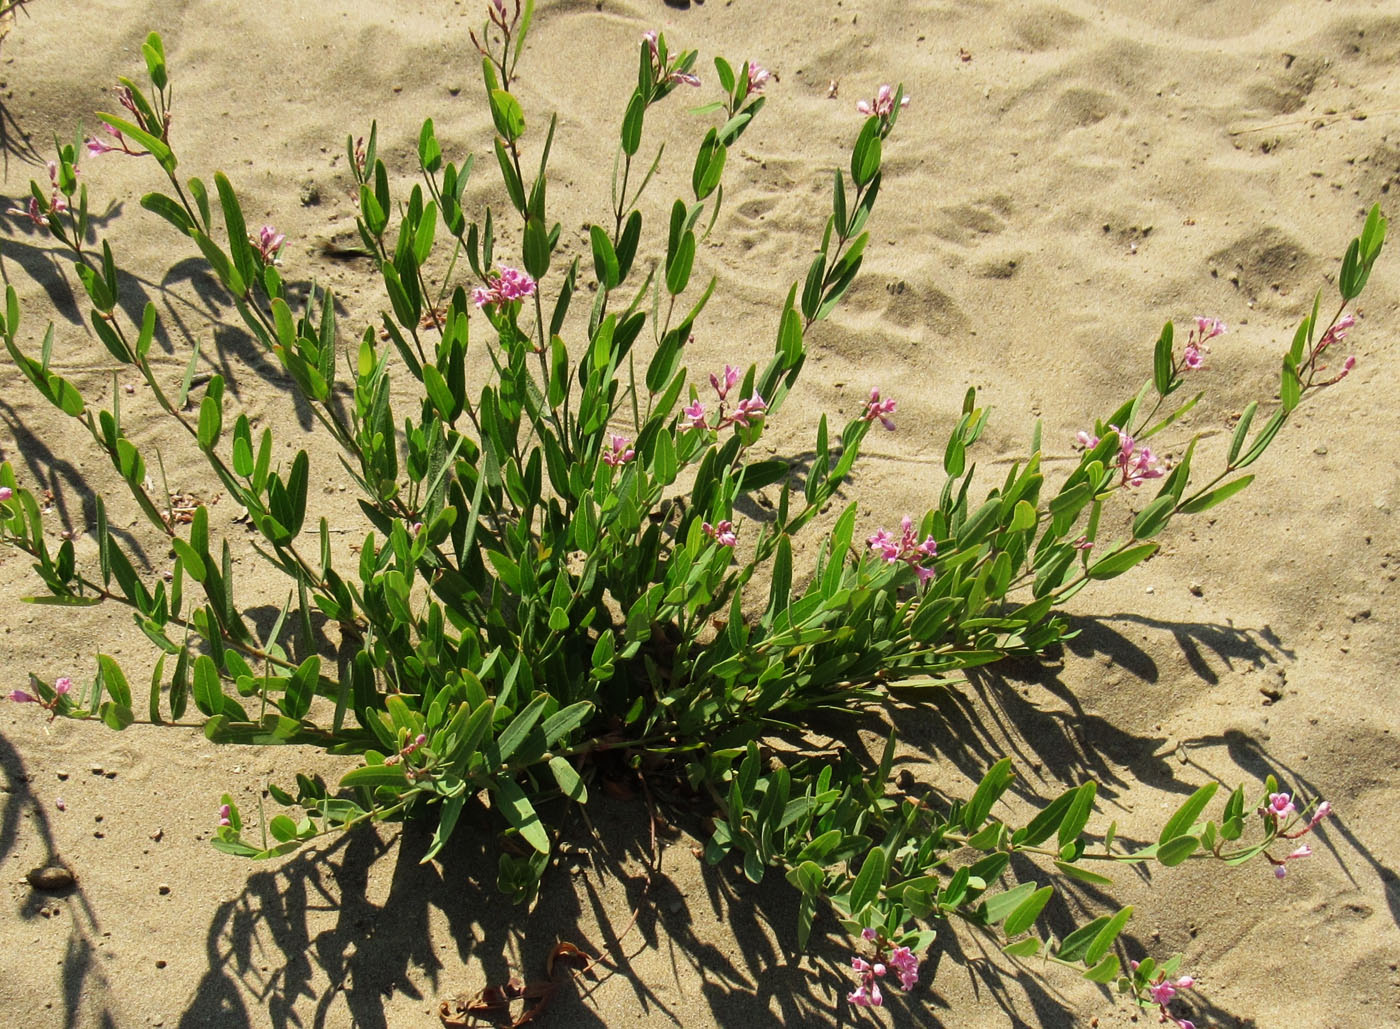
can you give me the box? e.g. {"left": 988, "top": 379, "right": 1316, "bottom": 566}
{"left": 1, "top": 0, "right": 1398, "bottom": 1026}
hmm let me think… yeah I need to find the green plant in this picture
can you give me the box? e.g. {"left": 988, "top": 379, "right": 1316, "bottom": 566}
{"left": 2, "top": 12, "right": 1380, "bottom": 1021}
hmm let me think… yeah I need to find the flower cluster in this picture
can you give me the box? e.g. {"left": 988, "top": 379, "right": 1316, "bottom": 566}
{"left": 1182, "top": 315, "right": 1226, "bottom": 371}
{"left": 849, "top": 929, "right": 921, "bottom": 1007}
{"left": 1133, "top": 963, "right": 1198, "bottom": 1029}
{"left": 684, "top": 365, "right": 768, "bottom": 433}
{"left": 85, "top": 120, "right": 149, "bottom": 159}
{"left": 867, "top": 515, "right": 937, "bottom": 583}
{"left": 8, "top": 161, "right": 71, "bottom": 229}
{"left": 472, "top": 265, "right": 537, "bottom": 308}
{"left": 601, "top": 435, "right": 635, "bottom": 468}
{"left": 856, "top": 84, "right": 909, "bottom": 118}
{"left": 218, "top": 803, "right": 232, "bottom": 828}
{"left": 702, "top": 520, "right": 737, "bottom": 547}
{"left": 1075, "top": 426, "right": 1164, "bottom": 488}
{"left": 862, "top": 388, "right": 897, "bottom": 431}
{"left": 643, "top": 29, "right": 700, "bottom": 88}
{"left": 1262, "top": 793, "right": 1333, "bottom": 878}
{"left": 1314, "top": 313, "right": 1358, "bottom": 383}
{"left": 253, "top": 225, "right": 285, "bottom": 264}
{"left": 7, "top": 676, "right": 72, "bottom": 720}
{"left": 744, "top": 61, "right": 771, "bottom": 96}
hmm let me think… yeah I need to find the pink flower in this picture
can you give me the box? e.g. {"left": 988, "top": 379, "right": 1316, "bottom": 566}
{"left": 861, "top": 928, "right": 878, "bottom": 942}
{"left": 1071, "top": 536, "right": 1094, "bottom": 550}
{"left": 670, "top": 71, "right": 702, "bottom": 88}
{"left": 8, "top": 196, "right": 45, "bottom": 228}
{"left": 1175, "top": 976, "right": 1195, "bottom": 990}
{"left": 254, "top": 225, "right": 285, "bottom": 264}
{"left": 218, "top": 803, "right": 232, "bottom": 828}
{"left": 709, "top": 364, "right": 741, "bottom": 401}
{"left": 1148, "top": 980, "right": 1178, "bottom": 1006}
{"left": 745, "top": 62, "right": 771, "bottom": 95}
{"left": 868, "top": 515, "right": 937, "bottom": 582}
{"left": 1075, "top": 430, "right": 1099, "bottom": 449}
{"left": 1193, "top": 316, "right": 1226, "bottom": 340}
{"left": 601, "top": 435, "right": 635, "bottom": 468}
{"left": 702, "top": 520, "right": 737, "bottom": 547}
{"left": 8, "top": 689, "right": 35, "bottom": 703}
{"left": 53, "top": 677, "right": 73, "bottom": 696}
{"left": 888, "top": 946, "right": 920, "bottom": 990}
{"left": 682, "top": 399, "right": 707, "bottom": 430}
{"left": 856, "top": 84, "right": 909, "bottom": 117}
{"left": 473, "top": 266, "right": 537, "bottom": 309}
{"left": 1109, "top": 427, "right": 1164, "bottom": 487}
{"left": 848, "top": 955, "right": 886, "bottom": 1007}
{"left": 642, "top": 29, "right": 659, "bottom": 55}
{"left": 1266, "top": 792, "right": 1296, "bottom": 822}
{"left": 1307, "top": 800, "right": 1333, "bottom": 829}
{"left": 862, "top": 388, "right": 897, "bottom": 431}
{"left": 728, "top": 395, "right": 767, "bottom": 428}
{"left": 0, "top": 486, "right": 12, "bottom": 502}
{"left": 1289, "top": 844, "right": 1312, "bottom": 860}
{"left": 1274, "top": 862, "right": 1288, "bottom": 879}
{"left": 1316, "top": 313, "right": 1354, "bottom": 351}
{"left": 1182, "top": 341, "right": 1205, "bottom": 370}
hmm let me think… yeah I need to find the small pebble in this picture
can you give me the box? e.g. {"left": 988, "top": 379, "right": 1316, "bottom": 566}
{"left": 56, "top": 770, "right": 69, "bottom": 781}
{"left": 158, "top": 884, "right": 170, "bottom": 896}
{"left": 155, "top": 959, "right": 167, "bottom": 969}
{"left": 55, "top": 798, "right": 66, "bottom": 812}
{"left": 1188, "top": 583, "right": 1203, "bottom": 597}
{"left": 26, "top": 866, "right": 75, "bottom": 891}
{"left": 149, "top": 828, "right": 164, "bottom": 842}
{"left": 89, "top": 765, "right": 104, "bottom": 776}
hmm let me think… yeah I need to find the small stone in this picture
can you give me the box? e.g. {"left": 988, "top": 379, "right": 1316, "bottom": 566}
{"left": 56, "top": 770, "right": 69, "bottom": 781}
{"left": 448, "top": 84, "right": 462, "bottom": 96}
{"left": 104, "top": 770, "right": 117, "bottom": 779}
{"left": 90, "top": 765, "right": 104, "bottom": 776}
{"left": 26, "top": 866, "right": 75, "bottom": 891}
{"left": 299, "top": 179, "right": 321, "bottom": 206}
{"left": 154, "top": 959, "right": 167, "bottom": 969}
{"left": 149, "top": 828, "right": 163, "bottom": 842}
{"left": 1188, "top": 583, "right": 1203, "bottom": 597}
{"left": 158, "top": 883, "right": 171, "bottom": 896}
{"left": 1260, "top": 684, "right": 1283, "bottom": 701}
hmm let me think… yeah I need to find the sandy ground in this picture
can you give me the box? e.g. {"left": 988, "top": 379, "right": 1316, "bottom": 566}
{"left": 1, "top": 0, "right": 1398, "bottom": 1026}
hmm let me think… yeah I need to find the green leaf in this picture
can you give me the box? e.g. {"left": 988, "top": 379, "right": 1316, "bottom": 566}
{"left": 1003, "top": 885, "right": 1054, "bottom": 937}
{"left": 849, "top": 847, "right": 886, "bottom": 915}
{"left": 1158, "top": 782, "right": 1218, "bottom": 845}
{"left": 548, "top": 755, "right": 587, "bottom": 803}
{"left": 493, "top": 776, "right": 549, "bottom": 853}
{"left": 1086, "top": 542, "right": 1157, "bottom": 580}
{"left": 1058, "top": 781, "right": 1097, "bottom": 848}
{"left": 1082, "top": 954, "right": 1121, "bottom": 983}
{"left": 99, "top": 701, "right": 134, "bottom": 730}
{"left": 962, "top": 757, "right": 1014, "bottom": 831}
{"left": 192, "top": 653, "right": 223, "bottom": 717}
{"left": 496, "top": 693, "right": 550, "bottom": 765}
{"left": 96, "top": 654, "right": 132, "bottom": 708}
{"left": 1156, "top": 835, "right": 1199, "bottom": 867}
{"left": 340, "top": 763, "right": 410, "bottom": 790}
{"left": 1180, "top": 475, "right": 1253, "bottom": 514}
{"left": 488, "top": 89, "right": 526, "bottom": 143}
{"left": 982, "top": 881, "right": 1037, "bottom": 924}
{"left": 1152, "top": 321, "right": 1175, "bottom": 396}
{"left": 1083, "top": 905, "right": 1132, "bottom": 965}
{"left": 1002, "top": 937, "right": 1043, "bottom": 958}
{"left": 1053, "top": 860, "right": 1114, "bottom": 887}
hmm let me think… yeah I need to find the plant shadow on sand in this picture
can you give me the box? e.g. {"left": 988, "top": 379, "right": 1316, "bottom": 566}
{"left": 4, "top": 613, "right": 1371, "bottom": 1028}
{"left": 150, "top": 610, "right": 1336, "bottom": 1029}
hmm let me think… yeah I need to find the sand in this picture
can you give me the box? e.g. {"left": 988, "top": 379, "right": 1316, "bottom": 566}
{"left": 1, "top": 0, "right": 1398, "bottom": 1026}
